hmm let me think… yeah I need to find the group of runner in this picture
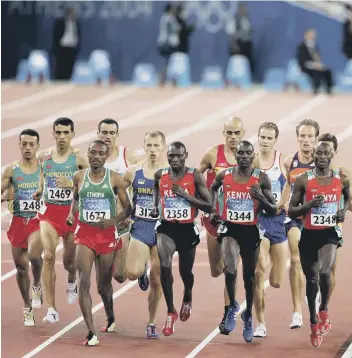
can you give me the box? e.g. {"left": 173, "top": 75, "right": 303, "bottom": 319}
{"left": 2, "top": 116, "right": 350, "bottom": 348}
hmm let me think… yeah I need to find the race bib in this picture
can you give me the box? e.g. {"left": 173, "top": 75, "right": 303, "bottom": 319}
{"left": 226, "top": 199, "right": 254, "bottom": 223}
{"left": 82, "top": 198, "right": 111, "bottom": 223}
{"left": 19, "top": 199, "right": 44, "bottom": 212}
{"left": 83, "top": 209, "right": 110, "bottom": 222}
{"left": 271, "top": 180, "right": 281, "bottom": 202}
{"left": 48, "top": 188, "right": 73, "bottom": 201}
{"left": 163, "top": 198, "right": 191, "bottom": 221}
{"left": 135, "top": 196, "right": 155, "bottom": 219}
{"left": 311, "top": 203, "right": 338, "bottom": 227}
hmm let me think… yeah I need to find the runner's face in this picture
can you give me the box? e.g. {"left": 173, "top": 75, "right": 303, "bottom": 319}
{"left": 318, "top": 141, "right": 337, "bottom": 158}
{"left": 144, "top": 135, "right": 165, "bottom": 162}
{"left": 88, "top": 143, "right": 109, "bottom": 169}
{"left": 98, "top": 123, "right": 118, "bottom": 149}
{"left": 19, "top": 135, "right": 39, "bottom": 160}
{"left": 258, "top": 128, "right": 277, "bottom": 153}
{"left": 297, "top": 125, "right": 317, "bottom": 153}
{"left": 235, "top": 143, "right": 255, "bottom": 168}
{"left": 167, "top": 146, "right": 187, "bottom": 170}
{"left": 53, "top": 124, "right": 74, "bottom": 149}
{"left": 314, "top": 142, "right": 333, "bottom": 169}
{"left": 223, "top": 123, "right": 244, "bottom": 150}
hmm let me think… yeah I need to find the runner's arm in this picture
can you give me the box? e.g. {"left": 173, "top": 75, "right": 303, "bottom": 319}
{"left": 209, "top": 169, "right": 225, "bottom": 212}
{"left": 288, "top": 174, "right": 321, "bottom": 219}
{"left": 173, "top": 169, "right": 212, "bottom": 213}
{"left": 152, "top": 169, "right": 162, "bottom": 212}
{"left": 66, "top": 172, "right": 81, "bottom": 225}
{"left": 122, "top": 166, "right": 136, "bottom": 188}
{"left": 126, "top": 149, "right": 145, "bottom": 166}
{"left": 77, "top": 153, "right": 89, "bottom": 170}
{"left": 197, "top": 148, "right": 214, "bottom": 174}
{"left": 256, "top": 172, "right": 277, "bottom": 215}
{"left": 1, "top": 165, "right": 12, "bottom": 200}
{"left": 338, "top": 174, "right": 351, "bottom": 221}
{"left": 111, "top": 173, "right": 132, "bottom": 224}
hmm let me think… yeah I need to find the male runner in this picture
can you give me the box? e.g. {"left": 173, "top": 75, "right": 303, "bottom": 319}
{"left": 151, "top": 141, "right": 212, "bottom": 336}
{"left": 97, "top": 118, "right": 143, "bottom": 283}
{"left": 317, "top": 133, "right": 352, "bottom": 304}
{"left": 1, "top": 129, "right": 43, "bottom": 326}
{"left": 38, "top": 117, "right": 89, "bottom": 323}
{"left": 281, "top": 118, "right": 320, "bottom": 329}
{"left": 197, "top": 116, "right": 245, "bottom": 333}
{"left": 210, "top": 140, "right": 276, "bottom": 343}
{"left": 254, "top": 122, "right": 288, "bottom": 337}
{"left": 288, "top": 141, "right": 350, "bottom": 347}
{"left": 123, "top": 131, "right": 168, "bottom": 338}
{"left": 67, "top": 140, "right": 132, "bottom": 346}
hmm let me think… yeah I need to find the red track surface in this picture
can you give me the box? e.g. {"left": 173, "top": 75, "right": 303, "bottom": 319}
{"left": 1, "top": 83, "right": 351, "bottom": 358}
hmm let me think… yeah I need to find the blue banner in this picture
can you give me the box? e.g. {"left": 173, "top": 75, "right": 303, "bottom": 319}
{"left": 1, "top": 1, "right": 347, "bottom": 82}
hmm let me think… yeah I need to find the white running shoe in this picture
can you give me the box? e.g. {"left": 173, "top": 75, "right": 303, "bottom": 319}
{"left": 289, "top": 312, "right": 303, "bottom": 329}
{"left": 31, "top": 285, "right": 43, "bottom": 309}
{"left": 23, "top": 307, "right": 35, "bottom": 327}
{"left": 43, "top": 307, "right": 59, "bottom": 324}
{"left": 253, "top": 323, "right": 267, "bottom": 337}
{"left": 66, "top": 282, "right": 78, "bottom": 304}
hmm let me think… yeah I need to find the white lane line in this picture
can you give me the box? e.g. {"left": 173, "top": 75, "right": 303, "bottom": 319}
{"left": 2, "top": 85, "right": 75, "bottom": 112}
{"left": 1, "top": 243, "right": 64, "bottom": 282}
{"left": 185, "top": 259, "right": 291, "bottom": 358}
{"left": 21, "top": 231, "right": 206, "bottom": 358}
{"left": 1, "top": 86, "right": 138, "bottom": 140}
{"left": 1, "top": 89, "right": 260, "bottom": 221}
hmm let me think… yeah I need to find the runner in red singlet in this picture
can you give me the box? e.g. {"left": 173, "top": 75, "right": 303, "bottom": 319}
{"left": 197, "top": 116, "right": 245, "bottom": 333}
{"left": 288, "top": 141, "right": 350, "bottom": 348}
{"left": 209, "top": 140, "right": 277, "bottom": 343}
{"left": 151, "top": 141, "right": 212, "bottom": 337}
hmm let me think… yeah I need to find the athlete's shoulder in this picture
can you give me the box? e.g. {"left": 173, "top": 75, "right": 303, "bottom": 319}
{"left": 125, "top": 148, "right": 145, "bottom": 166}
{"left": 284, "top": 153, "right": 295, "bottom": 170}
{"left": 37, "top": 148, "right": 53, "bottom": 162}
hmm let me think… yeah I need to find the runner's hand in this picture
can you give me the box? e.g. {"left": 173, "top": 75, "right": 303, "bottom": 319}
{"left": 335, "top": 210, "right": 345, "bottom": 223}
{"left": 150, "top": 207, "right": 159, "bottom": 218}
{"left": 309, "top": 195, "right": 324, "bottom": 208}
{"left": 171, "top": 184, "right": 189, "bottom": 199}
{"left": 97, "top": 218, "right": 115, "bottom": 230}
{"left": 56, "top": 177, "right": 73, "bottom": 189}
{"left": 66, "top": 213, "right": 75, "bottom": 226}
{"left": 209, "top": 212, "right": 220, "bottom": 226}
{"left": 116, "top": 218, "right": 132, "bottom": 230}
{"left": 32, "top": 189, "right": 42, "bottom": 201}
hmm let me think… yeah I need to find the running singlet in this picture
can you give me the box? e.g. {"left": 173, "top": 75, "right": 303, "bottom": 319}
{"left": 262, "top": 151, "right": 286, "bottom": 203}
{"left": 303, "top": 170, "right": 342, "bottom": 230}
{"left": 206, "top": 144, "right": 233, "bottom": 188}
{"left": 131, "top": 166, "right": 156, "bottom": 221}
{"left": 104, "top": 146, "right": 128, "bottom": 176}
{"left": 78, "top": 169, "right": 117, "bottom": 225}
{"left": 220, "top": 167, "right": 261, "bottom": 225}
{"left": 43, "top": 150, "right": 78, "bottom": 206}
{"left": 11, "top": 161, "right": 43, "bottom": 217}
{"left": 288, "top": 151, "right": 315, "bottom": 190}
{"left": 159, "top": 168, "right": 197, "bottom": 224}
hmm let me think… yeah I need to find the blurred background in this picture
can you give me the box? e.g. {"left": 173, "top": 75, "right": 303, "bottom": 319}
{"left": 2, "top": 0, "right": 352, "bottom": 94}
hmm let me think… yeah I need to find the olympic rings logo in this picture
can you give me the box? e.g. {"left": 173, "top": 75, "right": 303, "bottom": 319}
{"left": 165, "top": 199, "right": 188, "bottom": 209}
{"left": 183, "top": 1, "right": 238, "bottom": 34}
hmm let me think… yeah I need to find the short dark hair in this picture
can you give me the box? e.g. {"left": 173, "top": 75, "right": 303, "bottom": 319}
{"left": 144, "top": 131, "right": 166, "bottom": 144}
{"left": 258, "top": 122, "right": 279, "bottom": 138}
{"left": 168, "top": 141, "right": 187, "bottom": 152}
{"left": 19, "top": 129, "right": 40, "bottom": 143}
{"left": 296, "top": 119, "right": 320, "bottom": 137}
{"left": 98, "top": 118, "right": 119, "bottom": 132}
{"left": 237, "top": 140, "right": 254, "bottom": 151}
{"left": 318, "top": 133, "right": 338, "bottom": 151}
{"left": 53, "top": 117, "right": 74, "bottom": 132}
{"left": 88, "top": 140, "right": 108, "bottom": 152}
